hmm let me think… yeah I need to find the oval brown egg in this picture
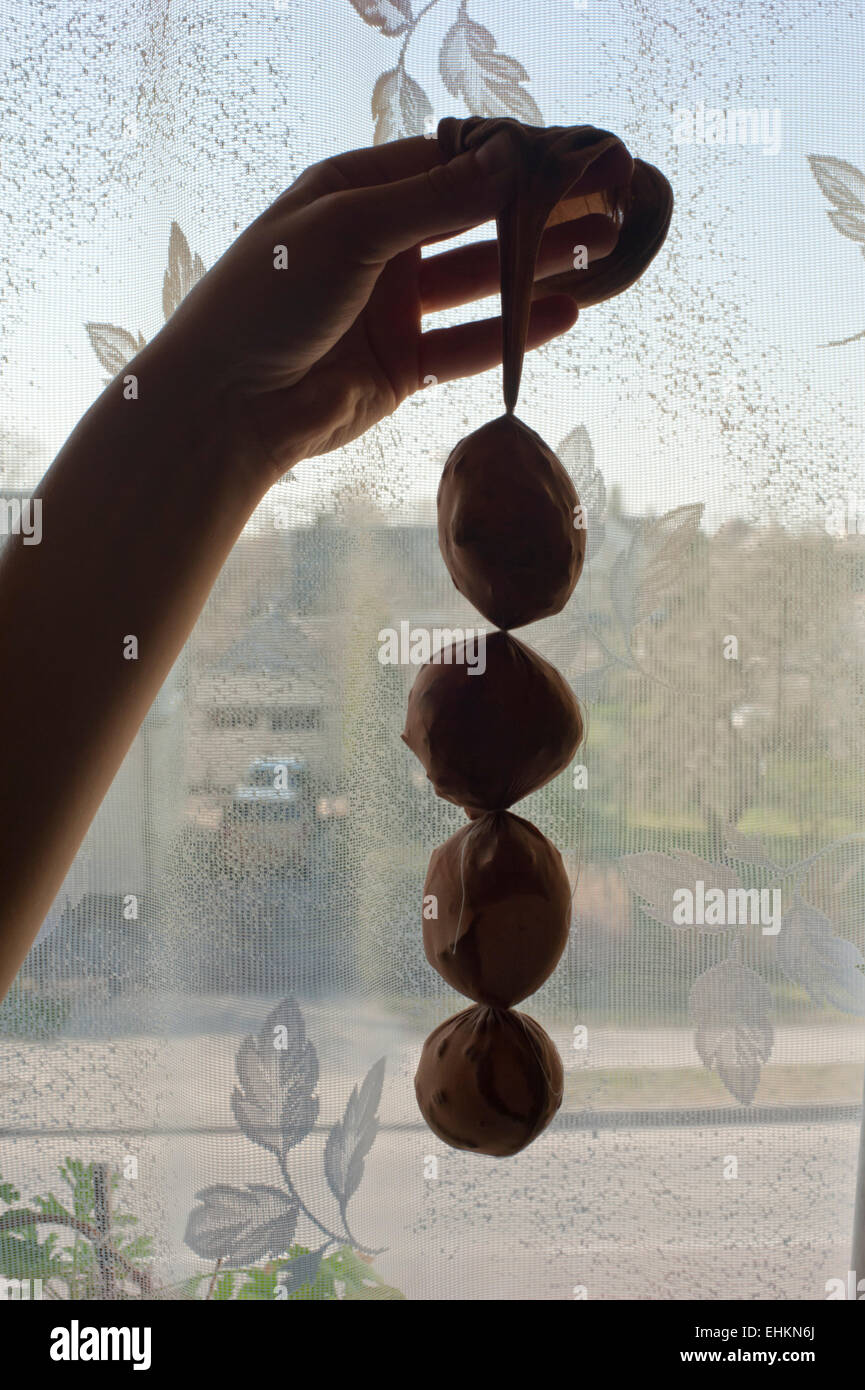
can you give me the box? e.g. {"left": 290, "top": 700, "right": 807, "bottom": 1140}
{"left": 437, "top": 413, "right": 585, "bottom": 631}
{"left": 423, "top": 810, "right": 572, "bottom": 1007}
{"left": 414, "top": 1004, "right": 564, "bottom": 1157}
{"left": 401, "top": 629, "right": 582, "bottom": 815}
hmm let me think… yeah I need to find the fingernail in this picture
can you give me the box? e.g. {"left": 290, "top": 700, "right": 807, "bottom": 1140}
{"left": 475, "top": 129, "right": 519, "bottom": 177}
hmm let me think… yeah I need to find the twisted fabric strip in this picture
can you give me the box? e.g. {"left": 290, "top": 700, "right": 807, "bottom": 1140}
{"left": 437, "top": 115, "right": 673, "bottom": 411}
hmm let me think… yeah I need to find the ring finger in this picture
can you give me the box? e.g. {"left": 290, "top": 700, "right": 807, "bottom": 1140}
{"left": 418, "top": 213, "right": 619, "bottom": 314}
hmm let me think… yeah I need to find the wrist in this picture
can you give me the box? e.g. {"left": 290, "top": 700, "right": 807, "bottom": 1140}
{"left": 129, "top": 329, "right": 284, "bottom": 508}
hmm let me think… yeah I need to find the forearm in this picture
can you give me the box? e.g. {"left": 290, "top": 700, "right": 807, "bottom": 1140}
{"left": 0, "top": 336, "right": 273, "bottom": 1000}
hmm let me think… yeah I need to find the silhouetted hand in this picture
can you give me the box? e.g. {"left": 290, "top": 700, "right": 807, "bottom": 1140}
{"left": 155, "top": 128, "right": 621, "bottom": 481}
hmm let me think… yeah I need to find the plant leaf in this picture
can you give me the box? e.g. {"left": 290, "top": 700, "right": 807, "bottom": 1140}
{"left": 349, "top": 0, "right": 412, "bottom": 36}
{"left": 620, "top": 850, "right": 741, "bottom": 930}
{"left": 324, "top": 1058, "right": 386, "bottom": 1209}
{"left": 236, "top": 1266, "right": 279, "bottom": 1299}
{"left": 557, "top": 424, "right": 606, "bottom": 555}
{"left": 0, "top": 1226, "right": 70, "bottom": 1281}
{"left": 213, "top": 1271, "right": 236, "bottom": 1300}
{"left": 690, "top": 960, "right": 773, "bottom": 1104}
{"left": 184, "top": 1184, "right": 299, "bottom": 1269}
{"left": 163, "top": 222, "right": 206, "bottom": 321}
{"left": 371, "top": 66, "right": 433, "bottom": 144}
{"left": 808, "top": 155, "right": 865, "bottom": 211}
{"left": 774, "top": 894, "right": 865, "bottom": 1014}
{"left": 85, "top": 322, "right": 141, "bottom": 377}
{"left": 279, "top": 1244, "right": 328, "bottom": 1296}
{"left": 438, "top": 12, "right": 542, "bottom": 124}
{"left": 32, "top": 1192, "right": 74, "bottom": 1223}
{"left": 327, "top": 1246, "right": 405, "bottom": 1299}
{"left": 230, "top": 997, "right": 319, "bottom": 1159}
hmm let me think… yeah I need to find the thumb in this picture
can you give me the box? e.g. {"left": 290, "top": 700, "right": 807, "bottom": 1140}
{"left": 336, "top": 129, "right": 522, "bottom": 263}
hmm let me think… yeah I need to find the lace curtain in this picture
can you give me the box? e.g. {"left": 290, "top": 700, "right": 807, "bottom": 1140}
{"left": 2, "top": 0, "right": 865, "bottom": 1301}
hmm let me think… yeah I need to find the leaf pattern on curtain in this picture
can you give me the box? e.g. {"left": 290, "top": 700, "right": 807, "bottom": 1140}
{"left": 86, "top": 223, "right": 205, "bottom": 386}
{"left": 350, "top": 0, "right": 413, "bottom": 38}
{"left": 372, "top": 67, "right": 434, "bottom": 144}
{"left": 558, "top": 418, "right": 704, "bottom": 698}
{"left": 184, "top": 999, "right": 390, "bottom": 1296}
{"left": 162, "top": 222, "right": 207, "bottom": 322}
{"left": 622, "top": 836, "right": 865, "bottom": 1103}
{"left": 809, "top": 154, "right": 865, "bottom": 344}
{"left": 438, "top": 10, "right": 543, "bottom": 124}
{"left": 349, "top": 0, "right": 543, "bottom": 142}
{"left": 562, "top": 424, "right": 865, "bottom": 1104}
{"left": 4, "top": 0, "right": 863, "bottom": 1302}
{"left": 689, "top": 959, "right": 773, "bottom": 1105}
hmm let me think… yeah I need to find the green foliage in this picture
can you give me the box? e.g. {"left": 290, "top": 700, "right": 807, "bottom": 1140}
{"left": 183, "top": 1244, "right": 404, "bottom": 1301}
{"left": 0, "top": 1159, "right": 153, "bottom": 1299}
{"left": 0, "top": 981, "right": 70, "bottom": 1038}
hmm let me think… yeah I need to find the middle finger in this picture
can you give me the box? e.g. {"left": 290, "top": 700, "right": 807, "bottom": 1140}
{"left": 418, "top": 213, "right": 620, "bottom": 314}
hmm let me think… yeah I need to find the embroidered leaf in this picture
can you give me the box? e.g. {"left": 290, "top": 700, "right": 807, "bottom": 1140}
{"left": 324, "top": 1058, "right": 385, "bottom": 1209}
{"left": 557, "top": 424, "right": 606, "bottom": 555}
{"left": 809, "top": 157, "right": 865, "bottom": 344}
{"left": 372, "top": 66, "right": 433, "bottom": 144}
{"left": 827, "top": 207, "right": 865, "bottom": 243}
{"left": 570, "top": 659, "right": 614, "bottom": 703}
{"left": 775, "top": 894, "right": 865, "bottom": 1014}
{"left": 611, "top": 503, "right": 703, "bottom": 637}
{"left": 163, "top": 222, "right": 206, "bottom": 321}
{"left": 85, "top": 323, "right": 143, "bottom": 377}
{"left": 230, "top": 997, "right": 319, "bottom": 1159}
{"left": 184, "top": 1184, "right": 299, "bottom": 1268}
{"left": 690, "top": 960, "right": 773, "bottom": 1104}
{"left": 808, "top": 155, "right": 865, "bottom": 211}
{"left": 439, "top": 12, "right": 542, "bottom": 124}
{"left": 620, "top": 850, "right": 740, "bottom": 930}
{"left": 349, "top": 0, "right": 412, "bottom": 36}
{"left": 636, "top": 503, "right": 704, "bottom": 609}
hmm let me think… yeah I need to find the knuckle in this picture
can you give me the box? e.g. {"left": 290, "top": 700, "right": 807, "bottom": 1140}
{"left": 302, "top": 156, "right": 353, "bottom": 196}
{"left": 311, "top": 188, "right": 355, "bottom": 236}
{"left": 303, "top": 189, "right": 376, "bottom": 257}
{"left": 424, "top": 159, "right": 460, "bottom": 201}
{"left": 326, "top": 188, "right": 380, "bottom": 253}
{"left": 276, "top": 157, "right": 349, "bottom": 208}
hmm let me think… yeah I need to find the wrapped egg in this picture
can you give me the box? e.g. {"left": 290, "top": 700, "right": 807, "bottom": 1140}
{"left": 437, "top": 413, "right": 585, "bottom": 630}
{"left": 402, "top": 630, "right": 582, "bottom": 815}
{"left": 423, "top": 810, "right": 571, "bottom": 1007}
{"left": 414, "top": 1004, "right": 563, "bottom": 1156}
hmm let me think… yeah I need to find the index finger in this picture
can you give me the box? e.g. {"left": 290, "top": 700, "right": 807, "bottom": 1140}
{"left": 288, "top": 134, "right": 449, "bottom": 202}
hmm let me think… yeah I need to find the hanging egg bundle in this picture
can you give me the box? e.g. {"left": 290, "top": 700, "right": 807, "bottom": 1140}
{"left": 403, "top": 117, "right": 673, "bottom": 1157}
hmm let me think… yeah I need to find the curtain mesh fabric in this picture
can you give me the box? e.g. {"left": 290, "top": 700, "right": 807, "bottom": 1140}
{"left": 1, "top": 0, "right": 864, "bottom": 1300}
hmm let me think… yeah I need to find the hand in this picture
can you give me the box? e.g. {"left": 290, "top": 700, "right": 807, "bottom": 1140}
{"left": 154, "top": 127, "right": 622, "bottom": 484}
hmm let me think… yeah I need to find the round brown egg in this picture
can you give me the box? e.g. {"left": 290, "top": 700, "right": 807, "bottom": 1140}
{"left": 414, "top": 1005, "right": 564, "bottom": 1157}
{"left": 437, "top": 413, "right": 585, "bottom": 631}
{"left": 423, "top": 811, "right": 572, "bottom": 1006}
{"left": 401, "top": 630, "right": 582, "bottom": 815}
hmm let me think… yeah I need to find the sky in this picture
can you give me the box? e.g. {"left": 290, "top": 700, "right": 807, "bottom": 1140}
{"left": 2, "top": 0, "right": 865, "bottom": 532}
